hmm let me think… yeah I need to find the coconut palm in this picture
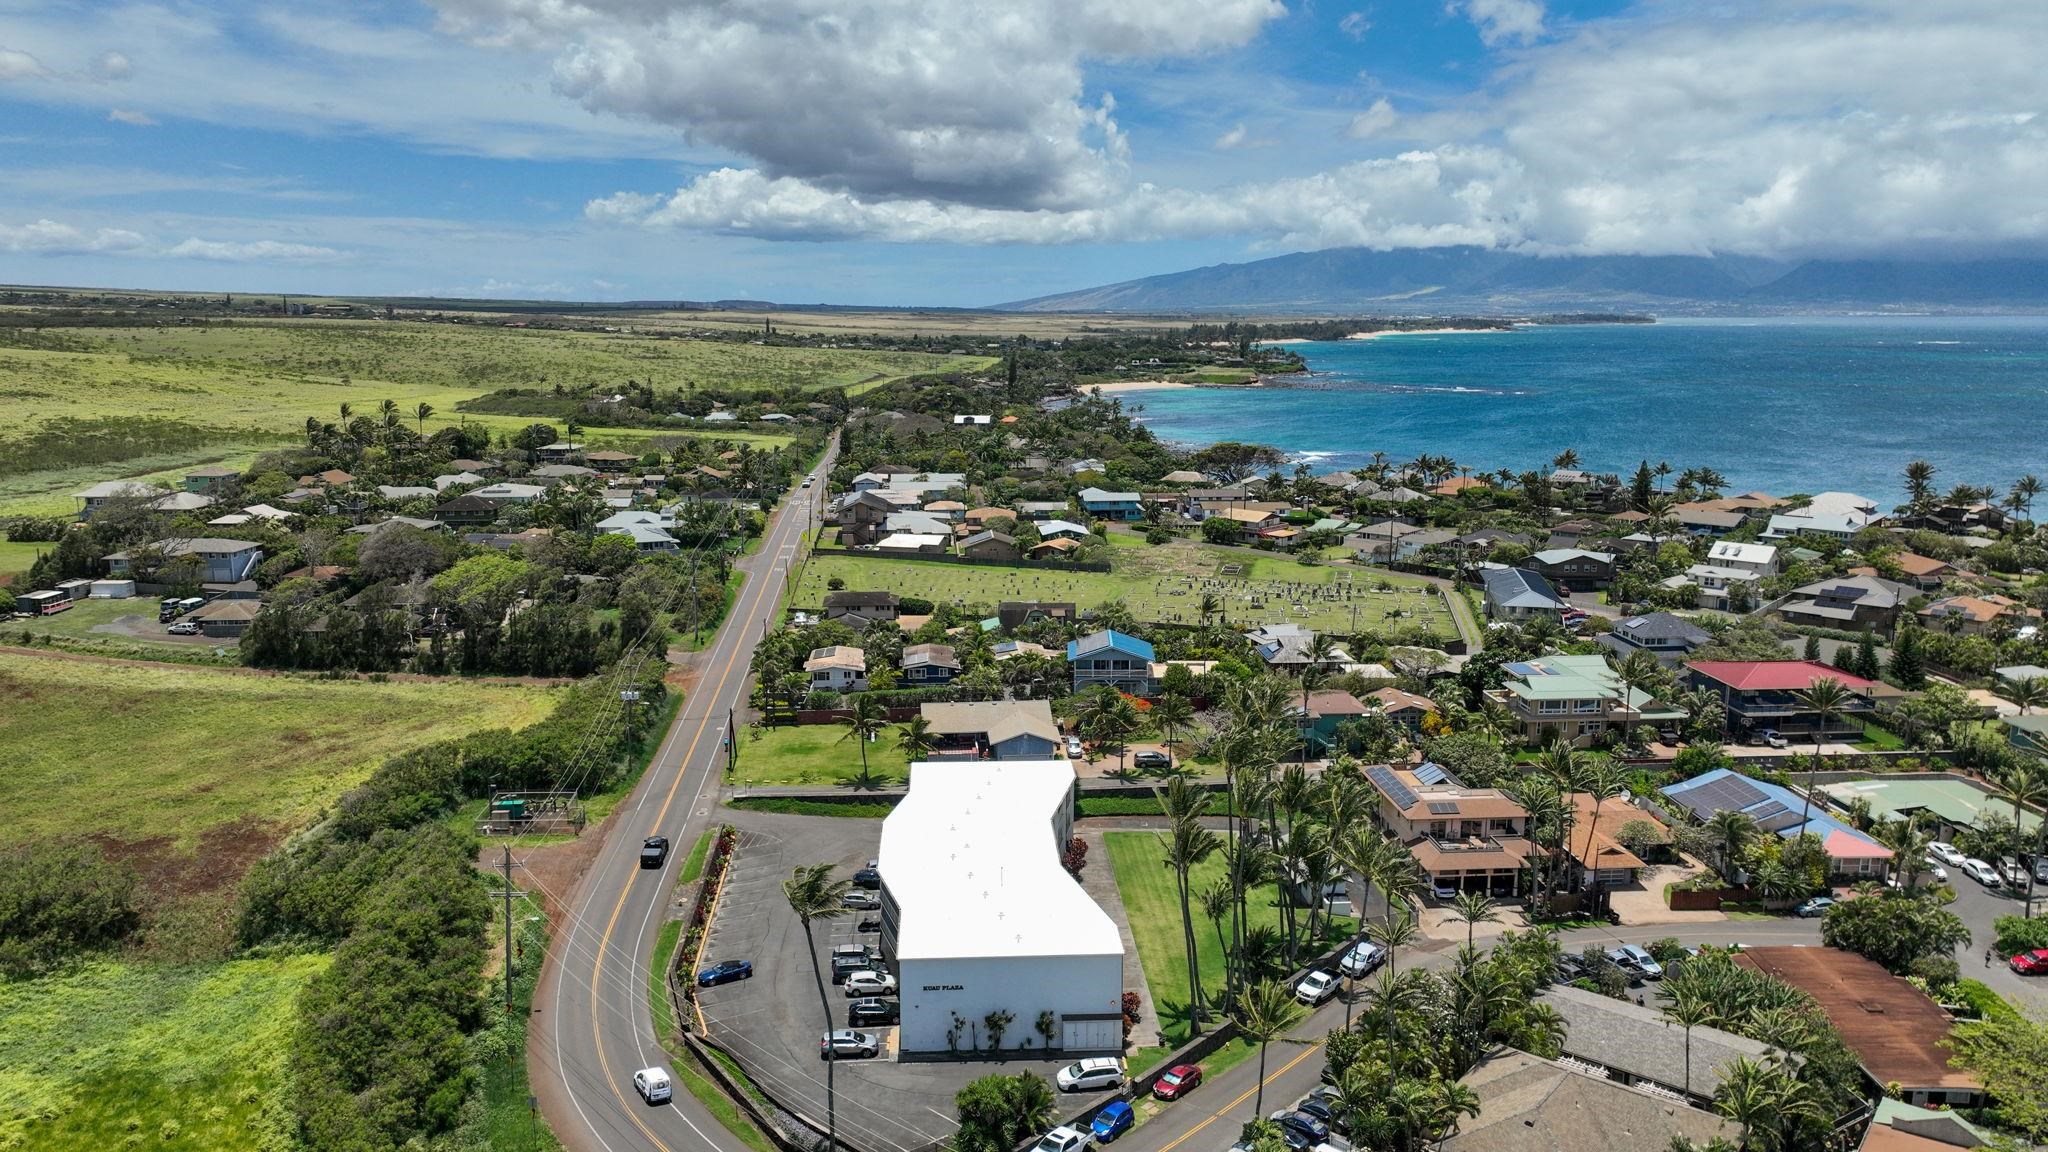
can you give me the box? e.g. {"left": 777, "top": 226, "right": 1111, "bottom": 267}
{"left": 1668, "top": 997, "right": 1715, "bottom": 1100}
{"left": 1574, "top": 758, "right": 1628, "bottom": 900}
{"left": 1334, "top": 826, "right": 1397, "bottom": 1025}
{"left": 414, "top": 401, "right": 434, "bottom": 435}
{"left": 1153, "top": 692, "right": 1196, "bottom": 752}
{"left": 1232, "top": 979, "right": 1305, "bottom": 1117}
{"left": 1997, "top": 677, "right": 2048, "bottom": 716}
{"left": 836, "top": 693, "right": 890, "bottom": 786}
{"left": 1793, "top": 677, "right": 1852, "bottom": 830}
{"left": 1199, "top": 591, "right": 1221, "bottom": 626}
{"left": 1903, "top": 459, "right": 1937, "bottom": 511}
{"left": 1446, "top": 890, "right": 1500, "bottom": 950}
{"left": 1712, "top": 1056, "right": 1821, "bottom": 1152}
{"left": 1157, "top": 777, "right": 1220, "bottom": 1034}
{"left": 1707, "top": 809, "right": 1759, "bottom": 882}
{"left": 1875, "top": 816, "right": 1934, "bottom": 889}
{"left": 894, "top": 714, "right": 938, "bottom": 763}
{"left": 2013, "top": 473, "right": 2042, "bottom": 520}
{"left": 782, "top": 864, "right": 851, "bottom": 1152}
{"left": 1990, "top": 764, "right": 2045, "bottom": 916}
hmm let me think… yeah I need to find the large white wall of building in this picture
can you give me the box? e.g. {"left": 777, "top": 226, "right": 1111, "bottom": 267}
{"left": 898, "top": 953, "right": 1124, "bottom": 1055}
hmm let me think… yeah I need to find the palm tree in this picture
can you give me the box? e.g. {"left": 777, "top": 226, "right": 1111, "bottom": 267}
{"left": 1607, "top": 650, "right": 1664, "bottom": 749}
{"left": 1334, "top": 827, "right": 1397, "bottom": 1026}
{"left": 837, "top": 694, "right": 890, "bottom": 786}
{"left": 414, "top": 402, "right": 434, "bottom": 435}
{"left": 1446, "top": 890, "right": 1500, "bottom": 950}
{"left": 1991, "top": 765, "right": 2046, "bottom": 916}
{"left": 1153, "top": 692, "right": 1195, "bottom": 753}
{"left": 1574, "top": 759, "right": 1627, "bottom": 901}
{"left": 1668, "top": 997, "right": 1714, "bottom": 1100}
{"left": 1903, "top": 459, "right": 1937, "bottom": 512}
{"left": 1199, "top": 592, "right": 1221, "bottom": 627}
{"left": 1157, "top": 777, "right": 1220, "bottom": 1035}
{"left": 1712, "top": 1056, "right": 1820, "bottom": 1152}
{"left": 1793, "top": 677, "right": 1852, "bottom": 830}
{"left": 1552, "top": 448, "right": 1580, "bottom": 470}
{"left": 1997, "top": 677, "right": 2048, "bottom": 715}
{"left": 782, "top": 864, "right": 851, "bottom": 1152}
{"left": 894, "top": 714, "right": 938, "bottom": 763}
{"left": 338, "top": 401, "right": 353, "bottom": 423}
{"left": 2013, "top": 473, "right": 2042, "bottom": 521}
{"left": 1232, "top": 979, "right": 1305, "bottom": 1117}
{"left": 303, "top": 415, "right": 322, "bottom": 446}
{"left": 1707, "top": 808, "right": 1758, "bottom": 882}
{"left": 564, "top": 417, "right": 582, "bottom": 449}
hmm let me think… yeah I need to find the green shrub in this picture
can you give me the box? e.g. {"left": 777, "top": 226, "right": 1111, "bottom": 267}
{"left": 1993, "top": 914, "right": 2048, "bottom": 957}
{"left": 0, "top": 840, "right": 138, "bottom": 977}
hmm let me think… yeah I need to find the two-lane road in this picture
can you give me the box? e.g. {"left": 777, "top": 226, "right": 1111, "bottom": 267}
{"left": 532, "top": 450, "right": 832, "bottom": 1152}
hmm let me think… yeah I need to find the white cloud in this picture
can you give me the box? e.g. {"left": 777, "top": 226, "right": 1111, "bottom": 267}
{"left": 1448, "top": 0, "right": 1546, "bottom": 46}
{"left": 162, "top": 237, "right": 342, "bottom": 262}
{"left": 1339, "top": 12, "right": 1372, "bottom": 39}
{"left": 1214, "top": 124, "right": 1249, "bottom": 150}
{"left": 0, "top": 219, "right": 150, "bottom": 254}
{"left": 107, "top": 108, "right": 157, "bottom": 126}
{"left": 0, "top": 47, "right": 48, "bottom": 80}
{"left": 0, "top": 218, "right": 340, "bottom": 261}
{"left": 95, "top": 50, "right": 132, "bottom": 79}
{"left": 435, "top": 0, "right": 1284, "bottom": 210}
{"left": 1348, "top": 98, "right": 1398, "bottom": 139}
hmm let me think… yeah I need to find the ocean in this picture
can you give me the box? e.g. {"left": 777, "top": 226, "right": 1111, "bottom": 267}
{"left": 1119, "top": 316, "right": 2048, "bottom": 497}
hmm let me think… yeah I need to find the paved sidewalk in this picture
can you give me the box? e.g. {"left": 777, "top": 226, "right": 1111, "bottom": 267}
{"left": 1076, "top": 828, "right": 1158, "bottom": 1046}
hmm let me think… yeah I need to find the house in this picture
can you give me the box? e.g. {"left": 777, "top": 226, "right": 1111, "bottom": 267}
{"left": 1076, "top": 487, "right": 1144, "bottom": 521}
{"left": 1918, "top": 593, "right": 2041, "bottom": 637}
{"left": 1775, "top": 574, "right": 1915, "bottom": 634}
{"left": 1366, "top": 686, "right": 1439, "bottom": 733}
{"left": 1488, "top": 654, "right": 1683, "bottom": 747}
{"left": 346, "top": 515, "right": 445, "bottom": 536}
{"left": 185, "top": 598, "right": 262, "bottom": 638}
{"left": 1734, "top": 947, "right": 1983, "bottom": 1108}
{"left": 1158, "top": 469, "right": 1208, "bottom": 485}
{"left": 804, "top": 645, "right": 868, "bottom": 692}
{"left": 919, "top": 701, "right": 1061, "bottom": 760}
{"left": 1014, "top": 500, "right": 1074, "bottom": 521}
{"left": 1066, "top": 630, "right": 1156, "bottom": 695}
{"left": 1820, "top": 777, "right": 2039, "bottom": 844}
{"left": 1028, "top": 537, "right": 1080, "bottom": 559}
{"left": 1598, "top": 612, "right": 1711, "bottom": 666}
{"left": 432, "top": 471, "right": 488, "bottom": 493}
{"left": 1244, "top": 623, "right": 1351, "bottom": 673}
{"left": 609, "top": 523, "right": 679, "bottom": 553}
{"left": 1681, "top": 659, "right": 1880, "bottom": 741}
{"left": 469, "top": 482, "right": 547, "bottom": 504}
{"left": 1035, "top": 519, "right": 1092, "bottom": 542}
{"left": 74, "top": 480, "right": 170, "bottom": 518}
{"left": 376, "top": 484, "right": 439, "bottom": 502}
{"left": 1429, "top": 476, "right": 1487, "bottom": 497}
{"left": 922, "top": 500, "right": 966, "bottom": 522}
{"left": 900, "top": 643, "right": 961, "bottom": 685}
{"left": 2004, "top": 713, "right": 2048, "bottom": 756}
{"left": 183, "top": 465, "right": 239, "bottom": 494}
{"left": 1763, "top": 492, "right": 1878, "bottom": 540}
{"left": 1452, "top": 527, "right": 1534, "bottom": 551}
{"left": 1537, "top": 984, "right": 1776, "bottom": 1105}
{"left": 434, "top": 493, "right": 500, "bottom": 526}
{"left": 1706, "top": 540, "right": 1778, "bottom": 575}
{"left": 1662, "top": 769, "right": 1892, "bottom": 879}
{"left": 531, "top": 463, "right": 596, "bottom": 480}
{"left": 583, "top": 449, "right": 637, "bottom": 472}
{"left": 883, "top": 510, "right": 956, "bottom": 538}
{"left": 103, "top": 537, "right": 264, "bottom": 584}
{"left": 1065, "top": 458, "right": 1105, "bottom": 475}
{"left": 1346, "top": 520, "right": 1434, "bottom": 563}
{"left": 1671, "top": 506, "right": 1748, "bottom": 535}
{"left": 533, "top": 441, "right": 578, "bottom": 463}
{"left": 1480, "top": 566, "right": 1569, "bottom": 622}
{"left": 1522, "top": 548, "right": 1616, "bottom": 590}
{"left": 875, "top": 532, "right": 948, "bottom": 555}
{"left": 1860, "top": 1099, "right": 1996, "bottom": 1152}
{"left": 989, "top": 639, "right": 1058, "bottom": 663}
{"left": 1185, "top": 488, "right": 1256, "bottom": 519}
{"left": 1294, "top": 690, "right": 1370, "bottom": 754}
{"left": 998, "top": 601, "right": 1077, "bottom": 631}
{"left": 1676, "top": 562, "right": 1763, "bottom": 608}
{"left": 961, "top": 506, "right": 1012, "bottom": 529}
{"left": 1566, "top": 794, "right": 1670, "bottom": 888}
{"left": 1208, "top": 506, "right": 1285, "bottom": 541}
{"left": 312, "top": 468, "right": 356, "bottom": 488}
{"left": 1440, "top": 1048, "right": 1733, "bottom": 1152}
{"left": 957, "top": 530, "right": 1020, "bottom": 562}
{"left": 824, "top": 590, "right": 901, "bottom": 627}
{"left": 1862, "top": 551, "right": 1955, "bottom": 591}
{"left": 597, "top": 510, "right": 674, "bottom": 532}
{"left": 836, "top": 489, "right": 922, "bottom": 545}
{"left": 1364, "top": 763, "right": 1539, "bottom": 896}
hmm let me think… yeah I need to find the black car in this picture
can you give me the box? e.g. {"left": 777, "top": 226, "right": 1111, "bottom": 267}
{"left": 852, "top": 867, "right": 882, "bottom": 890}
{"left": 831, "top": 954, "right": 870, "bottom": 984}
{"left": 1554, "top": 955, "right": 1587, "bottom": 983}
{"left": 1274, "top": 1111, "right": 1329, "bottom": 1145}
{"left": 1272, "top": 1123, "right": 1314, "bottom": 1152}
{"left": 847, "top": 997, "right": 899, "bottom": 1027}
{"left": 640, "top": 836, "right": 671, "bottom": 868}
{"left": 697, "top": 959, "right": 754, "bottom": 987}
{"left": 856, "top": 916, "right": 882, "bottom": 934}
{"left": 1133, "top": 751, "right": 1173, "bottom": 772}
{"left": 1293, "top": 1097, "right": 1344, "bottom": 1134}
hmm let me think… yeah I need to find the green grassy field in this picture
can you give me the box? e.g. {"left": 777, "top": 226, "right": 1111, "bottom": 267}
{"left": 792, "top": 535, "right": 1457, "bottom": 638}
{"left": 731, "top": 722, "right": 910, "bottom": 788}
{"left": 0, "top": 650, "right": 556, "bottom": 859}
{"left": 4, "top": 595, "right": 241, "bottom": 654}
{"left": 1104, "top": 831, "right": 1354, "bottom": 1049}
{"left": 0, "top": 537, "right": 50, "bottom": 583}
{"left": 0, "top": 953, "right": 327, "bottom": 1151}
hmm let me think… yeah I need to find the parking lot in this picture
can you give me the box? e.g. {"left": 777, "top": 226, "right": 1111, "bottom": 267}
{"left": 697, "top": 811, "right": 1085, "bottom": 1152}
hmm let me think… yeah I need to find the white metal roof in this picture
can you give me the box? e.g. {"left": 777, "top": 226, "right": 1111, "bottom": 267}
{"left": 1707, "top": 541, "right": 1777, "bottom": 566}
{"left": 880, "top": 761, "right": 1121, "bottom": 962}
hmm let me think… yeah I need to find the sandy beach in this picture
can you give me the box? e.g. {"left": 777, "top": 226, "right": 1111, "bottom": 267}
{"left": 1084, "top": 379, "right": 1204, "bottom": 395}
{"left": 1345, "top": 326, "right": 1516, "bottom": 340}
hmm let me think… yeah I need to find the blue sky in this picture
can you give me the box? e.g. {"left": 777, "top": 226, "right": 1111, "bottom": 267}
{"left": 0, "top": 0, "right": 2041, "bottom": 305}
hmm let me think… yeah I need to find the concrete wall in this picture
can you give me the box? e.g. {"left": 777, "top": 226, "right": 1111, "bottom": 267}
{"left": 897, "top": 953, "right": 1124, "bottom": 1055}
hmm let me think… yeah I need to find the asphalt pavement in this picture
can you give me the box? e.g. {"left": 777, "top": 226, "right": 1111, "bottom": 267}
{"left": 529, "top": 450, "right": 833, "bottom": 1152}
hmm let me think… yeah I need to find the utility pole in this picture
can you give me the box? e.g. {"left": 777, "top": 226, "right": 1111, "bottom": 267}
{"left": 502, "top": 845, "right": 515, "bottom": 1013}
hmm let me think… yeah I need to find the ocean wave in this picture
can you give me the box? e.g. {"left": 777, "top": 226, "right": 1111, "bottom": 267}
{"left": 1918, "top": 340, "right": 1963, "bottom": 345}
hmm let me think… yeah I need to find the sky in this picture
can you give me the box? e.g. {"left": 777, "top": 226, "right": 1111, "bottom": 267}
{"left": 0, "top": 0, "right": 2043, "bottom": 306}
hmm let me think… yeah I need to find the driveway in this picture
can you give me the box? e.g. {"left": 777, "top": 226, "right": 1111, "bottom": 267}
{"left": 699, "top": 811, "right": 1087, "bottom": 1152}
{"left": 1609, "top": 862, "right": 1729, "bottom": 927}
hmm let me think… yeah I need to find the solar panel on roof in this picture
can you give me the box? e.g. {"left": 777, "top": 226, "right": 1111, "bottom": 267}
{"left": 1758, "top": 810, "right": 1806, "bottom": 833}
{"left": 1413, "top": 762, "right": 1450, "bottom": 785}
{"left": 1426, "top": 800, "right": 1460, "bottom": 815}
{"left": 1368, "top": 765, "right": 1418, "bottom": 810}
{"left": 1746, "top": 801, "right": 1788, "bottom": 822}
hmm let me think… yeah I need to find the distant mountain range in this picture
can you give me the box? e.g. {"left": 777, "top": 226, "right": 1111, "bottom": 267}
{"left": 994, "top": 248, "right": 2048, "bottom": 314}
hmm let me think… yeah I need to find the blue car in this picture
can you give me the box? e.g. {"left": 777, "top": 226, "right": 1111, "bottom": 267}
{"left": 1091, "top": 1101, "right": 1134, "bottom": 1143}
{"left": 698, "top": 959, "right": 754, "bottom": 987}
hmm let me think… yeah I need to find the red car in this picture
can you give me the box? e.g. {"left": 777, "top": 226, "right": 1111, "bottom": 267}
{"left": 2010, "top": 949, "right": 2048, "bottom": 975}
{"left": 1153, "top": 1064, "right": 1203, "bottom": 1101}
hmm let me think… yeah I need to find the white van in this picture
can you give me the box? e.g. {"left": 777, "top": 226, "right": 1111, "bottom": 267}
{"left": 633, "top": 1067, "right": 673, "bottom": 1105}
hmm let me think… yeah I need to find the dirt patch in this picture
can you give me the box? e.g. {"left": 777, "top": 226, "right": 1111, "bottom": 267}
{"left": 90, "top": 815, "right": 288, "bottom": 904}
{"left": 493, "top": 816, "right": 613, "bottom": 923}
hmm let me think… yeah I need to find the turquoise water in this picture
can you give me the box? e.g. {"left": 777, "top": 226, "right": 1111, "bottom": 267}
{"left": 1122, "top": 316, "right": 2048, "bottom": 496}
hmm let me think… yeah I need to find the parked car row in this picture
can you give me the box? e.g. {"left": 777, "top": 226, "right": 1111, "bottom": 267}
{"left": 1051, "top": 1058, "right": 1203, "bottom": 1150}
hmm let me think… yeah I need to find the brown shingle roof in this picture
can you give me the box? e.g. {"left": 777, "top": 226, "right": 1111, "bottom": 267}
{"left": 1733, "top": 947, "right": 1980, "bottom": 1094}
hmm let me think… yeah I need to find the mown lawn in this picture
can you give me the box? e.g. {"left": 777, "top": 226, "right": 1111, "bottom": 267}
{"left": 0, "top": 650, "right": 557, "bottom": 853}
{"left": 1104, "top": 831, "right": 1355, "bottom": 1048}
{"left": 731, "top": 722, "right": 910, "bottom": 788}
{"left": 0, "top": 537, "right": 50, "bottom": 583}
{"left": 0, "top": 953, "right": 327, "bottom": 1152}
{"left": 792, "top": 536, "right": 1455, "bottom": 639}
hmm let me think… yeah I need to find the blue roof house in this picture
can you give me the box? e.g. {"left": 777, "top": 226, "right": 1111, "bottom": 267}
{"left": 1661, "top": 768, "right": 1893, "bottom": 881}
{"left": 1077, "top": 487, "right": 1145, "bottom": 522}
{"left": 1067, "top": 630, "right": 1157, "bottom": 696}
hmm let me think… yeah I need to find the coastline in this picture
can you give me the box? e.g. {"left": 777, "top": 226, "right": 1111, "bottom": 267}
{"left": 1084, "top": 379, "right": 1205, "bottom": 395}
{"left": 1345, "top": 326, "right": 1515, "bottom": 340}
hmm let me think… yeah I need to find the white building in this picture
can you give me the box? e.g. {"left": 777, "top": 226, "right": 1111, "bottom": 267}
{"left": 879, "top": 762, "right": 1124, "bottom": 1055}
{"left": 1705, "top": 540, "right": 1779, "bottom": 576}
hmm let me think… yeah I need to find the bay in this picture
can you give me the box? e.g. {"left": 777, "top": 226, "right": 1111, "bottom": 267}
{"left": 1119, "top": 316, "right": 2048, "bottom": 497}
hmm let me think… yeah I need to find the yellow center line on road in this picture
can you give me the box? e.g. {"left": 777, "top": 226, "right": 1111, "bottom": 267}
{"left": 583, "top": 469, "right": 816, "bottom": 1152}
{"left": 1153, "top": 1039, "right": 1325, "bottom": 1152}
